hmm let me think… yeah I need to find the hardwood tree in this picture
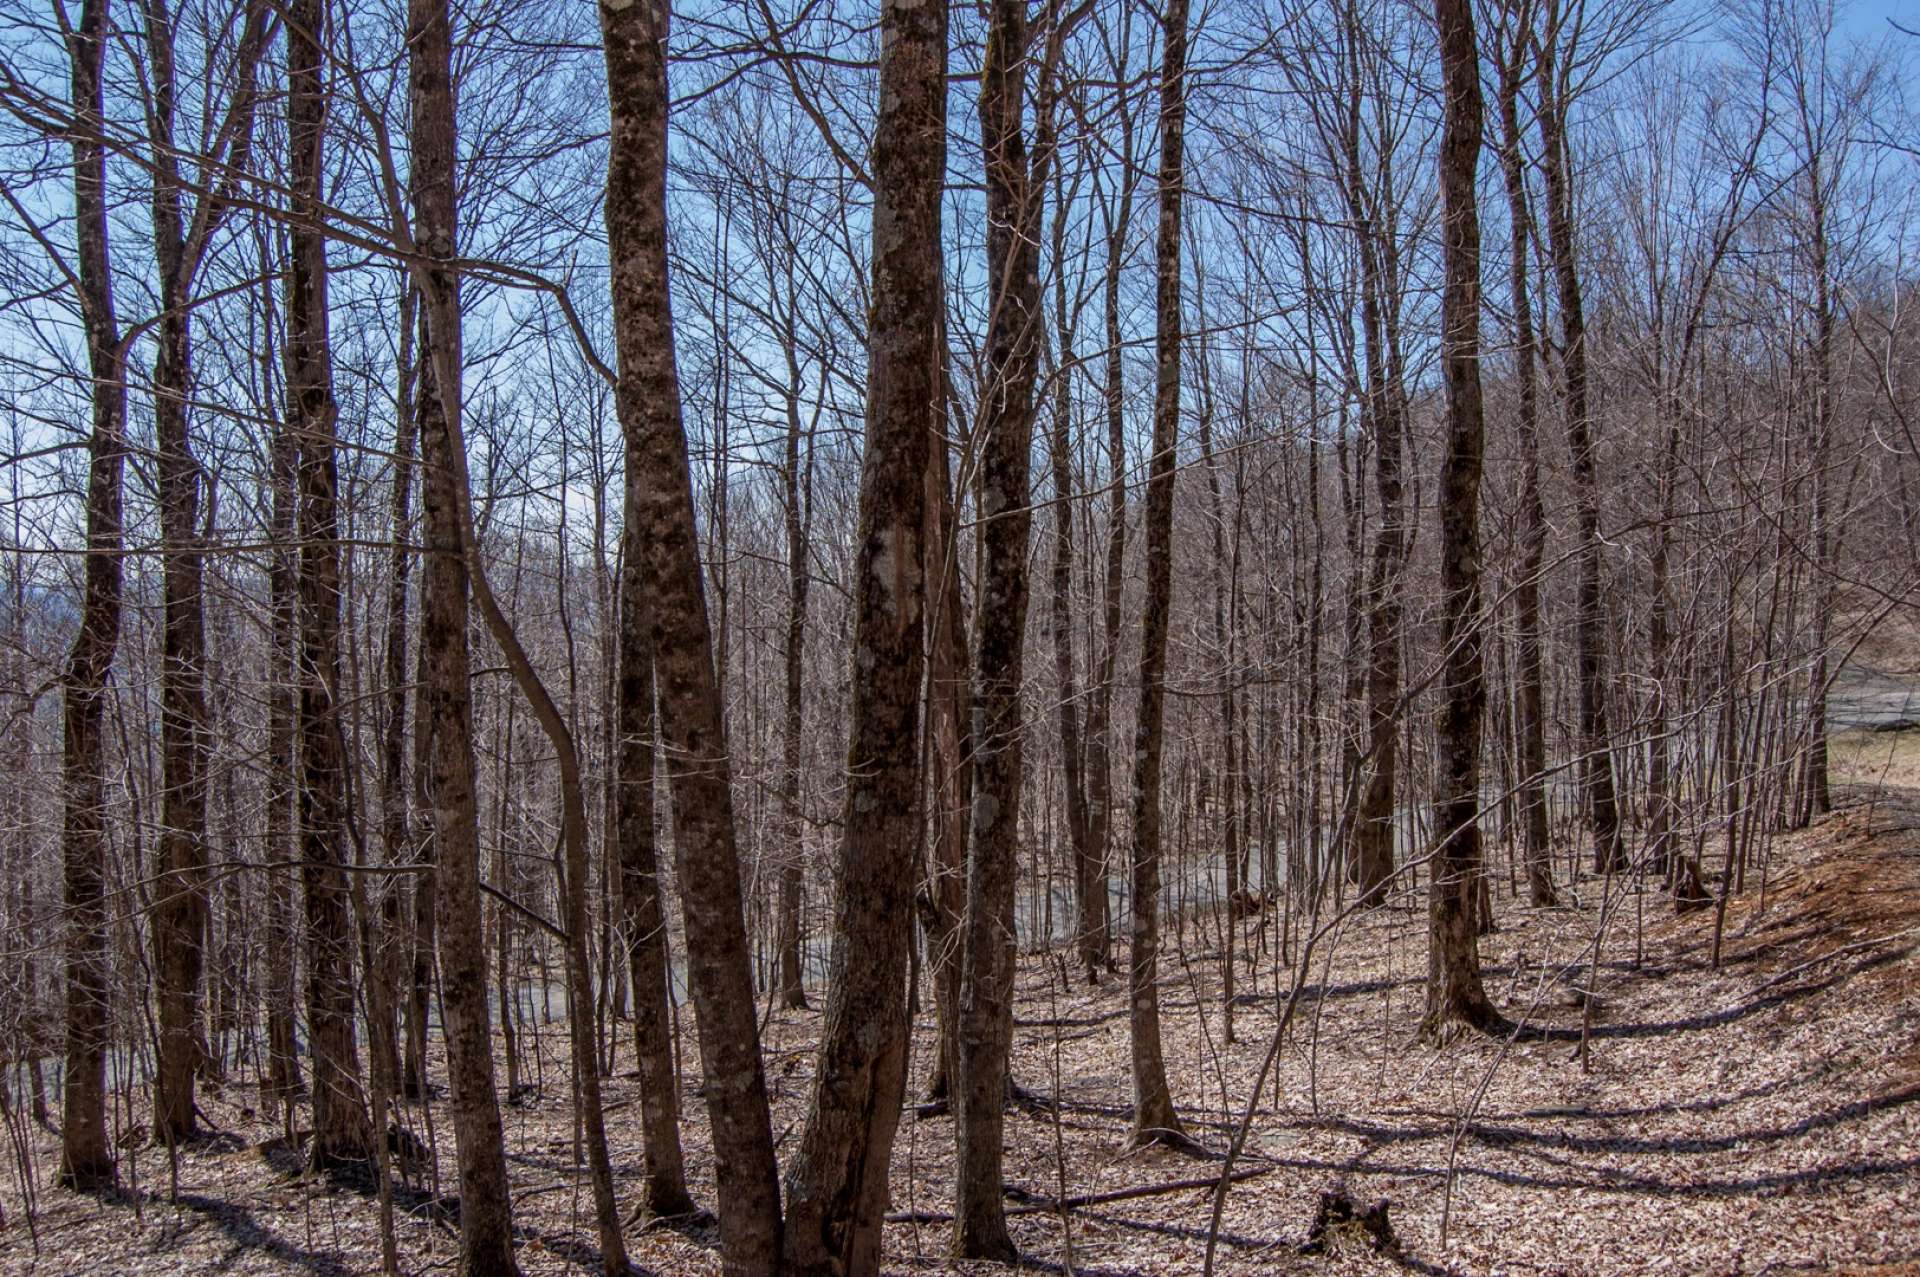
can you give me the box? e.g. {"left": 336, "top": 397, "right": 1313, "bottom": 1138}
{"left": 1425, "top": 0, "right": 1500, "bottom": 1037}
{"left": 1485, "top": 0, "right": 1556, "bottom": 908}
{"left": 140, "top": 0, "right": 272, "bottom": 1145}
{"left": 286, "top": 0, "right": 375, "bottom": 1169}
{"left": 406, "top": 0, "right": 520, "bottom": 1263}
{"left": 1127, "top": 0, "right": 1194, "bottom": 1151}
{"left": 613, "top": 489, "right": 697, "bottom": 1219}
{"left": 601, "top": 0, "right": 782, "bottom": 1269}
{"left": 56, "top": 0, "right": 125, "bottom": 1191}
{"left": 780, "top": 4, "right": 947, "bottom": 1270}
{"left": 1534, "top": 0, "right": 1625, "bottom": 873}
{"left": 954, "top": 0, "right": 1046, "bottom": 1256}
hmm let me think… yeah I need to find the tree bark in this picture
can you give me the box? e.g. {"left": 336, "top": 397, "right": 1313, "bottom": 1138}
{"left": 140, "top": 0, "right": 269, "bottom": 1145}
{"left": 1339, "top": 8, "right": 1410, "bottom": 909}
{"left": 1425, "top": 0, "right": 1501, "bottom": 1038}
{"left": 780, "top": 8, "right": 946, "bottom": 1271}
{"left": 416, "top": 299, "right": 521, "bottom": 1277}
{"left": 920, "top": 355, "right": 971, "bottom": 1102}
{"left": 286, "top": 0, "right": 375, "bottom": 1170}
{"left": 381, "top": 293, "right": 431, "bottom": 1103}
{"left": 143, "top": 0, "right": 211, "bottom": 1144}
{"left": 404, "top": 0, "right": 552, "bottom": 1267}
{"left": 57, "top": 0, "right": 124, "bottom": 1190}
{"left": 613, "top": 501, "right": 697, "bottom": 1220}
{"left": 1535, "top": 2, "right": 1624, "bottom": 873}
{"left": 256, "top": 251, "right": 304, "bottom": 1119}
{"left": 953, "top": 0, "right": 1043, "bottom": 1256}
{"left": 1127, "top": 0, "right": 1192, "bottom": 1151}
{"left": 1040, "top": 31, "right": 1094, "bottom": 994}
{"left": 775, "top": 308, "right": 815, "bottom": 1012}
{"left": 1083, "top": 58, "right": 1139, "bottom": 981}
{"left": 1490, "top": 2, "right": 1556, "bottom": 908}
{"left": 600, "top": 2, "right": 783, "bottom": 1270}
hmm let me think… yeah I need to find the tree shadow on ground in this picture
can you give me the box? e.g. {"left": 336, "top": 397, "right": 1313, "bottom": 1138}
{"left": 1497, "top": 942, "right": 1912, "bottom": 1043}
{"left": 1253, "top": 1144, "right": 1920, "bottom": 1201}
{"left": 1315, "top": 1081, "right": 1920, "bottom": 1160}
{"left": 166, "top": 1193, "right": 355, "bottom": 1277}
{"left": 1055, "top": 1205, "right": 1455, "bottom": 1276}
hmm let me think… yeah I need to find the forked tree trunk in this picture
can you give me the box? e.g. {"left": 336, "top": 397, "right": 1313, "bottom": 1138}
{"left": 600, "top": 3, "right": 782, "bottom": 1270}
{"left": 780, "top": 8, "right": 946, "bottom": 1270}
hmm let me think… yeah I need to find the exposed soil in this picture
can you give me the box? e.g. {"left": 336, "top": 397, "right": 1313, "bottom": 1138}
{"left": 3, "top": 787, "right": 1918, "bottom": 1275}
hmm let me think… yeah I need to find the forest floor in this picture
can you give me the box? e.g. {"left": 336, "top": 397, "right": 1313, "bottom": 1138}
{"left": 4, "top": 772, "right": 1920, "bottom": 1274}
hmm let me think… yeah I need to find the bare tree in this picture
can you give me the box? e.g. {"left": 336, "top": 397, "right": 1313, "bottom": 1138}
{"left": 138, "top": 0, "right": 272, "bottom": 1145}
{"left": 406, "top": 0, "right": 519, "bottom": 1262}
{"left": 954, "top": 0, "right": 1047, "bottom": 1256}
{"left": 1128, "top": 0, "right": 1194, "bottom": 1152}
{"left": 1534, "top": 0, "right": 1624, "bottom": 873}
{"left": 1425, "top": 0, "right": 1499, "bottom": 1036}
{"left": 613, "top": 494, "right": 696, "bottom": 1220}
{"left": 780, "top": 5, "right": 947, "bottom": 1269}
{"left": 601, "top": 0, "right": 782, "bottom": 1269}
{"left": 1485, "top": 0, "right": 1556, "bottom": 907}
{"left": 56, "top": 0, "right": 125, "bottom": 1191}
{"left": 287, "top": 0, "right": 374, "bottom": 1169}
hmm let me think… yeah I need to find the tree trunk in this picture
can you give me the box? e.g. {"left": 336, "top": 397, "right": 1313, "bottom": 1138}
{"left": 141, "top": 0, "right": 269, "bottom": 1145}
{"left": 780, "top": 9, "right": 946, "bottom": 1271}
{"left": 953, "top": 0, "right": 1043, "bottom": 1256}
{"left": 775, "top": 311, "right": 814, "bottom": 1012}
{"left": 405, "top": 0, "right": 554, "bottom": 1267}
{"left": 57, "top": 0, "right": 123, "bottom": 1190}
{"left": 1040, "top": 37, "right": 1094, "bottom": 994}
{"left": 144, "top": 0, "right": 212, "bottom": 1139}
{"left": 1490, "top": 6, "right": 1556, "bottom": 908}
{"left": 1127, "top": 0, "right": 1191, "bottom": 1151}
{"left": 1424, "top": 0, "right": 1500, "bottom": 1038}
{"left": 1800, "top": 147, "right": 1835, "bottom": 823}
{"left": 600, "top": 4, "right": 782, "bottom": 1271}
{"left": 380, "top": 293, "right": 430, "bottom": 1103}
{"left": 1536, "top": 4, "right": 1623, "bottom": 874}
{"left": 1197, "top": 360, "right": 1242, "bottom": 1047}
{"left": 262, "top": 260, "right": 303, "bottom": 1118}
{"left": 416, "top": 297, "right": 521, "bottom": 1277}
{"left": 1342, "top": 24, "right": 1409, "bottom": 908}
{"left": 920, "top": 364, "right": 971, "bottom": 1102}
{"left": 1083, "top": 18, "right": 1140, "bottom": 984}
{"left": 613, "top": 505, "right": 696, "bottom": 1220}
{"left": 287, "top": 0, "right": 374, "bottom": 1170}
